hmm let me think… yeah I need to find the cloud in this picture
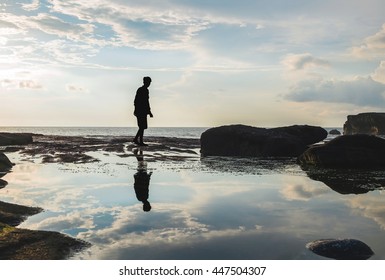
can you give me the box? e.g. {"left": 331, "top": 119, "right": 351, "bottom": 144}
{"left": 28, "top": 211, "right": 94, "bottom": 231}
{"left": 352, "top": 24, "right": 385, "bottom": 59}
{"left": 372, "top": 61, "right": 385, "bottom": 84}
{"left": 29, "top": 13, "right": 95, "bottom": 41}
{"left": 66, "top": 84, "right": 88, "bottom": 93}
{"left": 350, "top": 195, "right": 385, "bottom": 230}
{"left": 22, "top": 0, "right": 40, "bottom": 11}
{"left": 285, "top": 76, "right": 385, "bottom": 107}
{"left": 46, "top": 0, "right": 213, "bottom": 50}
{"left": 0, "top": 78, "right": 43, "bottom": 89}
{"left": 282, "top": 53, "right": 330, "bottom": 71}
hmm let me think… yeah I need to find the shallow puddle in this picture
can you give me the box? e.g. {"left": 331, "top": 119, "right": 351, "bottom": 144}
{"left": 2, "top": 149, "right": 385, "bottom": 260}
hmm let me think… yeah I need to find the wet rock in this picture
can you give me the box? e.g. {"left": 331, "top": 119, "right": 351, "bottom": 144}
{"left": 200, "top": 124, "right": 327, "bottom": 157}
{"left": 49, "top": 153, "right": 99, "bottom": 164}
{"left": 0, "top": 179, "right": 7, "bottom": 189}
{"left": 201, "top": 156, "right": 297, "bottom": 175}
{"left": 0, "top": 201, "right": 90, "bottom": 259}
{"left": 0, "top": 133, "right": 33, "bottom": 146}
{"left": 306, "top": 239, "right": 374, "bottom": 260}
{"left": 298, "top": 134, "right": 385, "bottom": 168}
{"left": 0, "top": 201, "right": 42, "bottom": 227}
{"left": 344, "top": 112, "right": 385, "bottom": 135}
{"left": 0, "top": 152, "right": 14, "bottom": 172}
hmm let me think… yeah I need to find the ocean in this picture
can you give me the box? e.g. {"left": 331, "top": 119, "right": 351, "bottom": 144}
{"left": 0, "top": 126, "right": 342, "bottom": 139}
{"left": 0, "top": 127, "right": 208, "bottom": 139}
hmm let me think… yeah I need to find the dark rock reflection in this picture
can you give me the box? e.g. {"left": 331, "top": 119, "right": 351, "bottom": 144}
{"left": 302, "top": 167, "right": 385, "bottom": 195}
{"left": 306, "top": 238, "right": 374, "bottom": 260}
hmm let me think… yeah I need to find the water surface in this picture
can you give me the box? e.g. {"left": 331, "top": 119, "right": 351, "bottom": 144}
{"left": 2, "top": 136, "right": 385, "bottom": 260}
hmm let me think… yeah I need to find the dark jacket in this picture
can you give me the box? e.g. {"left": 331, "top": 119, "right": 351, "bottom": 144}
{"left": 134, "top": 86, "right": 151, "bottom": 116}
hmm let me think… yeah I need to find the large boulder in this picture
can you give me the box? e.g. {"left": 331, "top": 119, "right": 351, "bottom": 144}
{"left": 0, "top": 152, "right": 13, "bottom": 172}
{"left": 0, "top": 133, "right": 33, "bottom": 146}
{"left": 298, "top": 134, "right": 385, "bottom": 168}
{"left": 200, "top": 124, "right": 327, "bottom": 157}
{"left": 343, "top": 112, "right": 385, "bottom": 135}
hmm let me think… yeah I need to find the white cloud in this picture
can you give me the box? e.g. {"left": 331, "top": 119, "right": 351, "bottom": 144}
{"left": 47, "top": 0, "right": 213, "bottom": 50}
{"left": 0, "top": 78, "right": 43, "bottom": 90}
{"left": 372, "top": 61, "right": 385, "bottom": 84}
{"left": 352, "top": 24, "right": 385, "bottom": 60}
{"left": 282, "top": 53, "right": 330, "bottom": 71}
{"left": 22, "top": 0, "right": 40, "bottom": 11}
{"left": 66, "top": 84, "right": 88, "bottom": 93}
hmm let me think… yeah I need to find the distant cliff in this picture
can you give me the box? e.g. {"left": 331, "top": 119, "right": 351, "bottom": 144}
{"left": 343, "top": 112, "right": 385, "bottom": 135}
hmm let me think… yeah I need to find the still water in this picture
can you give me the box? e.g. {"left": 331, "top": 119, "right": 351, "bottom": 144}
{"left": 2, "top": 144, "right": 385, "bottom": 260}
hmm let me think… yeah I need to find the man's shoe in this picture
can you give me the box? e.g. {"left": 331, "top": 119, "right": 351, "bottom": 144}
{"left": 139, "top": 142, "right": 148, "bottom": 146}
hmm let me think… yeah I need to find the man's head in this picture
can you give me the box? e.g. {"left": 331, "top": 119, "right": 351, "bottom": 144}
{"left": 143, "top": 76, "right": 152, "bottom": 87}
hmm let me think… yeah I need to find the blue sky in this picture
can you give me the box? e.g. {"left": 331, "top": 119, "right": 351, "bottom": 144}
{"left": 1, "top": 0, "right": 385, "bottom": 127}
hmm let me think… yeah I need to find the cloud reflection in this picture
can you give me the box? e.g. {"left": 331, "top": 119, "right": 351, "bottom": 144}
{"left": 74, "top": 203, "right": 267, "bottom": 259}
{"left": 350, "top": 195, "right": 385, "bottom": 230}
{"left": 280, "top": 183, "right": 329, "bottom": 201}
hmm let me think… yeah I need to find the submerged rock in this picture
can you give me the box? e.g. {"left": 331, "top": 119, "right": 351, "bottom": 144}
{"left": 0, "top": 200, "right": 90, "bottom": 259}
{"left": 200, "top": 124, "right": 327, "bottom": 157}
{"left": 0, "top": 223, "right": 90, "bottom": 260}
{"left": 298, "top": 134, "right": 385, "bottom": 168}
{"left": 0, "top": 133, "right": 33, "bottom": 146}
{"left": 344, "top": 112, "right": 385, "bottom": 135}
{"left": 306, "top": 239, "right": 374, "bottom": 260}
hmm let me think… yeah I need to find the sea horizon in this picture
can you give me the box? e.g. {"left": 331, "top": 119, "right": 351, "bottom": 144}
{"left": 0, "top": 125, "right": 343, "bottom": 139}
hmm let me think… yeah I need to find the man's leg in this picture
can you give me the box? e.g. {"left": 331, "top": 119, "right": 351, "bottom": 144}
{"left": 133, "top": 128, "right": 142, "bottom": 144}
{"left": 138, "top": 128, "right": 144, "bottom": 144}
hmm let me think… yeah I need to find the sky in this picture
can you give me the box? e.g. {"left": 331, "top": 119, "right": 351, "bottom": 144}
{"left": 1, "top": 0, "right": 385, "bottom": 127}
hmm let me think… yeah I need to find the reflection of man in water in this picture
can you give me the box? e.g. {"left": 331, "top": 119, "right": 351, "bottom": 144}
{"left": 133, "top": 148, "right": 152, "bottom": 212}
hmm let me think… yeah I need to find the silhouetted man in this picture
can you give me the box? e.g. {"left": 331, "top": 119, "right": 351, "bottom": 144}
{"left": 133, "top": 76, "right": 153, "bottom": 146}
